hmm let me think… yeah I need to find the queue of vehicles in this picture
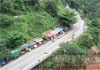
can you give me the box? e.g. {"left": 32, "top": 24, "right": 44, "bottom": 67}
{"left": 0, "top": 26, "right": 71, "bottom": 67}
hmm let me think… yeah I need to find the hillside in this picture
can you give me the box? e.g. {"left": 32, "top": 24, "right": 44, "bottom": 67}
{"left": 0, "top": 0, "right": 100, "bottom": 70}
{"left": 0, "top": 0, "right": 77, "bottom": 59}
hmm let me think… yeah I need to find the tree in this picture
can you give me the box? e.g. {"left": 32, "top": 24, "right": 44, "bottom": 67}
{"left": 45, "top": 43, "right": 86, "bottom": 70}
{"left": 0, "top": 0, "right": 13, "bottom": 13}
{"left": 45, "top": 1, "right": 58, "bottom": 17}
{"left": 88, "top": 19, "right": 100, "bottom": 45}
{"left": 0, "top": 0, "right": 40, "bottom": 14}
{"left": 66, "top": 0, "right": 100, "bottom": 19}
{"left": 0, "top": 14, "right": 15, "bottom": 28}
{"left": 25, "top": 0, "right": 39, "bottom": 6}
{"left": 64, "top": 44, "right": 86, "bottom": 68}
{"left": 6, "top": 31, "right": 25, "bottom": 49}
{"left": 65, "top": 0, "right": 81, "bottom": 10}
{"left": 78, "top": 33, "right": 94, "bottom": 49}
{"left": 60, "top": 43, "right": 86, "bottom": 55}
{"left": 59, "top": 11, "right": 77, "bottom": 26}
{"left": 0, "top": 38, "right": 10, "bottom": 59}
{"left": 21, "top": 22, "right": 29, "bottom": 42}
{"left": 22, "top": 0, "right": 40, "bottom": 10}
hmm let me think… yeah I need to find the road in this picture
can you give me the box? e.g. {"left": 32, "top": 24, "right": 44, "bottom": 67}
{"left": 0, "top": 10, "right": 85, "bottom": 70}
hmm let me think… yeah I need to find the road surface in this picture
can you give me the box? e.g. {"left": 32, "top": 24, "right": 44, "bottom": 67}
{"left": 0, "top": 11, "right": 85, "bottom": 70}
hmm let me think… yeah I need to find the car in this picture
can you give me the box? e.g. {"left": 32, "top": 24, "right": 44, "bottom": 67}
{"left": 0, "top": 60, "right": 6, "bottom": 66}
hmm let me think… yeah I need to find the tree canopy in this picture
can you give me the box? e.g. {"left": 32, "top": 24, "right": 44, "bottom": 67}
{"left": 59, "top": 11, "right": 77, "bottom": 25}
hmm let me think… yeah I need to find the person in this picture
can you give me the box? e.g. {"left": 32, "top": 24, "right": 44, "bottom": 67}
{"left": 51, "top": 37, "right": 54, "bottom": 42}
{"left": 44, "top": 52, "right": 48, "bottom": 54}
{"left": 72, "top": 33, "right": 75, "bottom": 40}
{"left": 38, "top": 59, "right": 40, "bottom": 62}
{"left": 68, "top": 36, "right": 71, "bottom": 41}
{"left": 0, "top": 65, "right": 1, "bottom": 68}
{"left": 52, "top": 39, "right": 54, "bottom": 42}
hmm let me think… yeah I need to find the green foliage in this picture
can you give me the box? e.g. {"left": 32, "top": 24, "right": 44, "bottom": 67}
{"left": 56, "top": 43, "right": 86, "bottom": 55}
{"left": 0, "top": 0, "right": 60, "bottom": 50}
{"left": 66, "top": 0, "right": 100, "bottom": 19}
{"left": 57, "top": 0, "right": 66, "bottom": 16}
{"left": 59, "top": 11, "right": 77, "bottom": 25}
{"left": 43, "top": 0, "right": 100, "bottom": 69}
{"left": 0, "top": 0, "right": 22, "bottom": 15}
{"left": 44, "top": 58, "right": 56, "bottom": 70}
{"left": 66, "top": 0, "right": 80, "bottom": 10}
{"left": 45, "top": 0, "right": 58, "bottom": 17}
{"left": 64, "top": 43, "right": 85, "bottom": 55}
{"left": 0, "top": 0, "right": 40, "bottom": 15}
{"left": 24, "top": 0, "right": 39, "bottom": 6}
{"left": 6, "top": 31, "right": 25, "bottom": 49}
{"left": 78, "top": 33, "right": 94, "bottom": 49}
{"left": 61, "top": 0, "right": 67, "bottom": 6}
{"left": 21, "top": 22, "right": 29, "bottom": 42}
{"left": 0, "top": 38, "right": 10, "bottom": 59}
{"left": 0, "top": 14, "right": 25, "bottom": 48}
{"left": 23, "top": 0, "right": 40, "bottom": 10}
{"left": 0, "top": 14, "right": 15, "bottom": 27}
{"left": 21, "top": 11, "right": 57, "bottom": 39}
{"left": 65, "top": 0, "right": 100, "bottom": 47}
{"left": 44, "top": 43, "right": 86, "bottom": 70}
{"left": 87, "top": 19, "right": 100, "bottom": 46}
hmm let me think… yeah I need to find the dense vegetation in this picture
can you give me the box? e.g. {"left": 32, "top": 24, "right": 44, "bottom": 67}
{"left": 43, "top": 0, "right": 100, "bottom": 70}
{"left": 0, "top": 0, "right": 100, "bottom": 69}
{"left": 0, "top": 0, "right": 77, "bottom": 59}
{"left": 66, "top": 0, "right": 100, "bottom": 19}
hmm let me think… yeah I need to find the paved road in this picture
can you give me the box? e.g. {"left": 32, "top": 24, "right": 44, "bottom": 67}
{"left": 0, "top": 11, "right": 85, "bottom": 70}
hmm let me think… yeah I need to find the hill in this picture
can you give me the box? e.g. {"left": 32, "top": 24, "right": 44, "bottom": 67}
{"left": 0, "top": 0, "right": 77, "bottom": 59}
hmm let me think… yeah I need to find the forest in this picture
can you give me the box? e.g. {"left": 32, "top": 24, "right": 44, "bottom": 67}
{"left": 0, "top": 0, "right": 77, "bottom": 59}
